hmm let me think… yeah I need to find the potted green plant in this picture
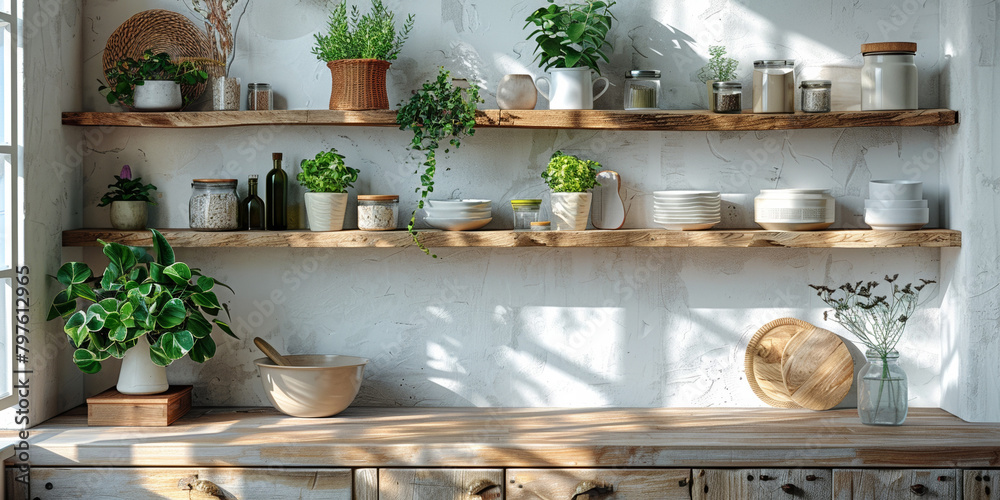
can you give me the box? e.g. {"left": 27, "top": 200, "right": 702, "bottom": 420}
{"left": 397, "top": 67, "right": 483, "bottom": 257}
{"left": 47, "top": 229, "right": 237, "bottom": 395}
{"left": 541, "top": 151, "right": 601, "bottom": 230}
{"left": 297, "top": 148, "right": 360, "bottom": 231}
{"left": 312, "top": 0, "right": 415, "bottom": 110}
{"left": 98, "top": 165, "right": 157, "bottom": 231}
{"left": 524, "top": 0, "right": 616, "bottom": 109}
{"left": 697, "top": 45, "right": 739, "bottom": 111}
{"left": 809, "top": 275, "right": 936, "bottom": 426}
{"left": 99, "top": 50, "right": 212, "bottom": 111}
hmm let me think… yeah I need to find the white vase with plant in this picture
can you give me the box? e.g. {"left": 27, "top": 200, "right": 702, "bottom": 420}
{"left": 542, "top": 151, "right": 601, "bottom": 230}
{"left": 98, "top": 165, "right": 157, "bottom": 231}
{"left": 298, "top": 148, "right": 360, "bottom": 231}
{"left": 810, "top": 275, "right": 936, "bottom": 426}
{"left": 698, "top": 45, "right": 740, "bottom": 111}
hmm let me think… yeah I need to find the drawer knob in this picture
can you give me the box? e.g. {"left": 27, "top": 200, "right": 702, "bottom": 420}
{"left": 781, "top": 483, "right": 797, "bottom": 494}
{"left": 178, "top": 476, "right": 225, "bottom": 499}
{"left": 572, "top": 480, "right": 614, "bottom": 499}
{"left": 910, "top": 484, "right": 927, "bottom": 495}
{"left": 468, "top": 479, "right": 500, "bottom": 498}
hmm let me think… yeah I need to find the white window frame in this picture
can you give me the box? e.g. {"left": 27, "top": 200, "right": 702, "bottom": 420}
{"left": 0, "top": 0, "right": 21, "bottom": 411}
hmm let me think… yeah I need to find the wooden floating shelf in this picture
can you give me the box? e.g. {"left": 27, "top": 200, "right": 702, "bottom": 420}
{"left": 61, "top": 108, "right": 958, "bottom": 131}
{"left": 63, "top": 228, "right": 962, "bottom": 249}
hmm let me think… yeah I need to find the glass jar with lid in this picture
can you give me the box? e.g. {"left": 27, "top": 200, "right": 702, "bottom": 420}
{"left": 624, "top": 70, "right": 661, "bottom": 110}
{"left": 753, "top": 60, "right": 795, "bottom": 113}
{"left": 712, "top": 82, "right": 742, "bottom": 114}
{"left": 800, "top": 80, "right": 832, "bottom": 113}
{"left": 511, "top": 199, "right": 543, "bottom": 229}
{"left": 190, "top": 179, "right": 240, "bottom": 231}
{"left": 357, "top": 195, "right": 399, "bottom": 231}
{"left": 861, "top": 42, "right": 918, "bottom": 110}
{"left": 247, "top": 83, "right": 273, "bottom": 111}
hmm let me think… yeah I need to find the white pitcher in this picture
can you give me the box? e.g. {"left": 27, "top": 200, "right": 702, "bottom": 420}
{"left": 536, "top": 67, "right": 610, "bottom": 110}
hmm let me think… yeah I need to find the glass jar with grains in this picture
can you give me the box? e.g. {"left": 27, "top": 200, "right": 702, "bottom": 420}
{"left": 357, "top": 195, "right": 399, "bottom": 231}
{"left": 190, "top": 179, "right": 240, "bottom": 231}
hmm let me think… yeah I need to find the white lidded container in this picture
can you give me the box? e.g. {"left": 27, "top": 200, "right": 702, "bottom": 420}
{"left": 861, "top": 42, "right": 918, "bottom": 111}
{"left": 755, "top": 189, "right": 835, "bottom": 231}
{"left": 753, "top": 60, "right": 795, "bottom": 113}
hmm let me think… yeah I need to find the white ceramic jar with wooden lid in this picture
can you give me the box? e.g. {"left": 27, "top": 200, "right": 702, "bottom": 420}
{"left": 861, "top": 42, "right": 918, "bottom": 110}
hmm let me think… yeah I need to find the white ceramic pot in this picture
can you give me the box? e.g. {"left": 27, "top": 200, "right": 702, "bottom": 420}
{"left": 133, "top": 80, "right": 183, "bottom": 111}
{"left": 497, "top": 74, "right": 538, "bottom": 110}
{"left": 109, "top": 200, "right": 148, "bottom": 230}
{"left": 535, "top": 67, "right": 610, "bottom": 110}
{"left": 304, "top": 192, "right": 348, "bottom": 231}
{"left": 551, "top": 192, "right": 593, "bottom": 230}
{"left": 211, "top": 76, "right": 241, "bottom": 111}
{"left": 117, "top": 335, "right": 169, "bottom": 395}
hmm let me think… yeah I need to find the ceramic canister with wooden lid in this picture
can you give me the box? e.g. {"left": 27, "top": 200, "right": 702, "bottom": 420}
{"left": 861, "top": 42, "right": 918, "bottom": 111}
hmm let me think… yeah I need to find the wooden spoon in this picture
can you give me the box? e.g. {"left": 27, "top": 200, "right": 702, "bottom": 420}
{"left": 254, "top": 337, "right": 290, "bottom": 366}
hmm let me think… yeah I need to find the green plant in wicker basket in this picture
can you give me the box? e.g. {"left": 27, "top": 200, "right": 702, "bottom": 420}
{"left": 312, "top": 0, "right": 415, "bottom": 62}
{"left": 99, "top": 50, "right": 212, "bottom": 107}
{"left": 396, "top": 67, "right": 483, "bottom": 258}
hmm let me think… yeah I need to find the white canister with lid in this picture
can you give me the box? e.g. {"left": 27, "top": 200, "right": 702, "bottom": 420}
{"left": 861, "top": 42, "right": 918, "bottom": 111}
{"left": 754, "top": 189, "right": 835, "bottom": 231}
{"left": 753, "top": 60, "right": 795, "bottom": 113}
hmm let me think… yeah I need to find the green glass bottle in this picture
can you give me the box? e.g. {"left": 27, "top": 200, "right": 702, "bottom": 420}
{"left": 265, "top": 152, "right": 288, "bottom": 230}
{"left": 241, "top": 175, "right": 265, "bottom": 230}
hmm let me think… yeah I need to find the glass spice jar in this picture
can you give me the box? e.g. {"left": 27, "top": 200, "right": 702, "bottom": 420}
{"left": 511, "top": 199, "right": 542, "bottom": 230}
{"left": 247, "top": 83, "right": 273, "bottom": 111}
{"left": 800, "top": 80, "right": 832, "bottom": 113}
{"left": 190, "top": 179, "right": 240, "bottom": 231}
{"left": 624, "top": 70, "right": 661, "bottom": 110}
{"left": 357, "top": 195, "right": 399, "bottom": 231}
{"left": 712, "top": 82, "right": 742, "bottom": 114}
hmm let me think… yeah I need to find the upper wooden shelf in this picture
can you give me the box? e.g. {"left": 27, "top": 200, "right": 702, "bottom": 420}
{"left": 63, "top": 228, "right": 962, "bottom": 249}
{"left": 61, "top": 108, "right": 959, "bottom": 131}
{"left": 13, "top": 406, "right": 1000, "bottom": 468}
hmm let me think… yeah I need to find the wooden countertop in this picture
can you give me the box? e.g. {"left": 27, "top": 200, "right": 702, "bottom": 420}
{"left": 17, "top": 407, "right": 1000, "bottom": 468}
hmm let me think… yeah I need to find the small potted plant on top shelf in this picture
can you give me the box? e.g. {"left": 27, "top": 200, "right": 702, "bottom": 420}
{"left": 541, "top": 151, "right": 601, "bottom": 230}
{"left": 47, "top": 229, "right": 237, "bottom": 395}
{"left": 697, "top": 45, "right": 740, "bottom": 112}
{"left": 98, "top": 165, "right": 157, "bottom": 231}
{"left": 99, "top": 50, "right": 213, "bottom": 111}
{"left": 297, "top": 147, "right": 360, "bottom": 231}
{"left": 312, "top": 0, "right": 415, "bottom": 110}
{"left": 524, "top": 0, "right": 616, "bottom": 110}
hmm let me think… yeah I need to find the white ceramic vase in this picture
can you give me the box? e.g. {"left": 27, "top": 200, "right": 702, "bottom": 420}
{"left": 497, "top": 74, "right": 538, "bottom": 110}
{"left": 535, "top": 67, "right": 610, "bottom": 110}
{"left": 117, "top": 335, "right": 169, "bottom": 395}
{"left": 551, "top": 192, "right": 593, "bottom": 230}
{"left": 304, "top": 192, "right": 348, "bottom": 231}
{"left": 109, "top": 200, "right": 147, "bottom": 230}
{"left": 133, "top": 80, "right": 183, "bottom": 111}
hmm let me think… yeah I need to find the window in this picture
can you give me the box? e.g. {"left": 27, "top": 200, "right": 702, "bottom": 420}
{"left": 0, "top": 0, "right": 20, "bottom": 411}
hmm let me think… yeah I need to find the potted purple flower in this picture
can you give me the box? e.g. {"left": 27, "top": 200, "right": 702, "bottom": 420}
{"left": 98, "top": 165, "right": 158, "bottom": 230}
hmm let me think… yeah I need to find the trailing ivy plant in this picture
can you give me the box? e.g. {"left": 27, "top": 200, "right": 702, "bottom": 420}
{"left": 312, "top": 0, "right": 415, "bottom": 62}
{"left": 99, "top": 50, "right": 213, "bottom": 107}
{"left": 524, "top": 0, "right": 617, "bottom": 75}
{"left": 396, "top": 67, "right": 483, "bottom": 257}
{"left": 297, "top": 148, "right": 360, "bottom": 193}
{"left": 541, "top": 151, "right": 601, "bottom": 192}
{"left": 47, "top": 229, "right": 237, "bottom": 374}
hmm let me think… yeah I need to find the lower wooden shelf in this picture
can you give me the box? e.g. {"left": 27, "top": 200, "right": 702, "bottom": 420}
{"left": 62, "top": 228, "right": 962, "bottom": 249}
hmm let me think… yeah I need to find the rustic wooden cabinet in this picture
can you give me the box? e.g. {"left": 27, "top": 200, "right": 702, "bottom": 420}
{"left": 692, "top": 468, "right": 833, "bottom": 500}
{"left": 506, "top": 469, "right": 691, "bottom": 499}
{"left": 376, "top": 469, "right": 504, "bottom": 500}
{"left": 832, "top": 469, "right": 958, "bottom": 499}
{"left": 963, "top": 470, "right": 998, "bottom": 500}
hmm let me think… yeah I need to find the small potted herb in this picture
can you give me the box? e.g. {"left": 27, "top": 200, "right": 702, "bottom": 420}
{"left": 697, "top": 45, "right": 740, "bottom": 111}
{"left": 524, "top": 0, "right": 616, "bottom": 109}
{"left": 47, "top": 229, "right": 237, "bottom": 394}
{"left": 98, "top": 165, "right": 157, "bottom": 231}
{"left": 809, "top": 275, "right": 936, "bottom": 426}
{"left": 99, "top": 50, "right": 213, "bottom": 111}
{"left": 541, "top": 151, "right": 601, "bottom": 230}
{"left": 297, "top": 148, "right": 360, "bottom": 231}
{"left": 313, "top": 0, "right": 415, "bottom": 110}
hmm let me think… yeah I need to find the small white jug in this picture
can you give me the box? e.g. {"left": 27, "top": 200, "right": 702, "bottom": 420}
{"left": 535, "top": 67, "right": 610, "bottom": 110}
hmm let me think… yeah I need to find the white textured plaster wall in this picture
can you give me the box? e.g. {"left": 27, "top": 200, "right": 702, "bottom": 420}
{"left": 64, "top": 0, "right": 962, "bottom": 410}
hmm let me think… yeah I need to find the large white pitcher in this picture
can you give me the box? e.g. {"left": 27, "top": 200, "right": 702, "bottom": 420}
{"left": 535, "top": 67, "right": 610, "bottom": 110}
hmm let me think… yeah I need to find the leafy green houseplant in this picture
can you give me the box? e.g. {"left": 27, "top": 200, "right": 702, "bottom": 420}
{"left": 313, "top": 0, "right": 415, "bottom": 110}
{"left": 810, "top": 275, "right": 936, "bottom": 425}
{"left": 47, "top": 229, "right": 236, "bottom": 393}
{"left": 524, "top": 0, "right": 616, "bottom": 74}
{"left": 100, "top": 165, "right": 157, "bottom": 231}
{"left": 542, "top": 151, "right": 601, "bottom": 230}
{"left": 397, "top": 67, "right": 483, "bottom": 256}
{"left": 99, "top": 50, "right": 212, "bottom": 109}
{"left": 697, "top": 45, "right": 739, "bottom": 110}
{"left": 297, "top": 148, "right": 360, "bottom": 231}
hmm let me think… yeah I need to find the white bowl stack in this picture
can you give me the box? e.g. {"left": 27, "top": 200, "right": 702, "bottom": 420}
{"left": 423, "top": 199, "right": 493, "bottom": 231}
{"left": 653, "top": 191, "right": 721, "bottom": 230}
{"left": 865, "top": 180, "right": 928, "bottom": 230}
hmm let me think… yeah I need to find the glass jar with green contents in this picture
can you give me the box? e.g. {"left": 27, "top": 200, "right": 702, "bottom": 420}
{"left": 511, "top": 199, "right": 542, "bottom": 230}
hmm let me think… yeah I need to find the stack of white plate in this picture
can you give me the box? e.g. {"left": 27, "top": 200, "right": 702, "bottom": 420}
{"left": 423, "top": 199, "right": 492, "bottom": 231}
{"left": 755, "top": 189, "right": 836, "bottom": 231}
{"left": 653, "top": 191, "right": 721, "bottom": 230}
{"left": 865, "top": 180, "right": 928, "bottom": 230}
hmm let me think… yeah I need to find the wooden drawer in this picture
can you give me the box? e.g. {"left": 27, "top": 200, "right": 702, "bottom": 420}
{"left": 833, "top": 469, "right": 958, "bottom": 499}
{"left": 378, "top": 469, "right": 504, "bottom": 500}
{"left": 692, "top": 469, "right": 832, "bottom": 499}
{"left": 9, "top": 467, "right": 352, "bottom": 499}
{"left": 964, "top": 470, "right": 998, "bottom": 500}
{"left": 506, "top": 469, "right": 691, "bottom": 499}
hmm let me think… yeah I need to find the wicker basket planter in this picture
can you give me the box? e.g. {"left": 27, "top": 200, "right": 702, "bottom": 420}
{"left": 327, "top": 59, "right": 391, "bottom": 110}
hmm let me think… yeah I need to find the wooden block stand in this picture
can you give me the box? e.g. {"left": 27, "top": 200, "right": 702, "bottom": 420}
{"left": 86, "top": 385, "right": 192, "bottom": 427}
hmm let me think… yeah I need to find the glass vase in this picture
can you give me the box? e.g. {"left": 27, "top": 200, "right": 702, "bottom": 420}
{"left": 857, "top": 349, "right": 908, "bottom": 425}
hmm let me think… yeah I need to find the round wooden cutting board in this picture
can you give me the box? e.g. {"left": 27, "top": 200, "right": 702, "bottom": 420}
{"left": 744, "top": 318, "right": 815, "bottom": 409}
{"left": 780, "top": 325, "right": 854, "bottom": 411}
